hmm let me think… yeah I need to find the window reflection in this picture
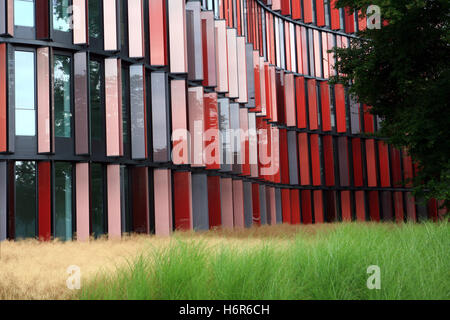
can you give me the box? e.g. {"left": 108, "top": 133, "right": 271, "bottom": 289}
{"left": 89, "top": 60, "right": 102, "bottom": 141}
{"left": 88, "top": 0, "right": 101, "bottom": 39}
{"left": 53, "top": 0, "right": 71, "bottom": 32}
{"left": 54, "top": 162, "right": 72, "bottom": 241}
{"left": 15, "top": 161, "right": 36, "bottom": 239}
{"left": 54, "top": 55, "right": 72, "bottom": 137}
{"left": 91, "top": 163, "right": 105, "bottom": 237}
{"left": 14, "top": 0, "right": 35, "bottom": 27}
{"left": 15, "top": 50, "right": 36, "bottom": 136}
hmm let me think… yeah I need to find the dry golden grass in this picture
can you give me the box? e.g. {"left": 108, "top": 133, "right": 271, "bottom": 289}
{"left": 0, "top": 224, "right": 336, "bottom": 300}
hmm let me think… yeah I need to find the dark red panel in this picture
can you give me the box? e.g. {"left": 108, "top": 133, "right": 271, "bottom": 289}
{"left": 313, "top": 190, "right": 324, "bottom": 223}
{"left": 325, "top": 191, "right": 337, "bottom": 222}
{"left": 295, "top": 77, "right": 307, "bottom": 128}
{"left": 281, "top": 0, "right": 290, "bottom": 15}
{"left": 402, "top": 151, "right": 414, "bottom": 187}
{"left": 378, "top": 141, "right": 391, "bottom": 187}
{"left": 0, "top": 43, "right": 6, "bottom": 152}
{"left": 394, "top": 192, "right": 404, "bottom": 222}
{"left": 323, "top": 135, "right": 335, "bottom": 186}
{"left": 363, "top": 104, "right": 374, "bottom": 133}
{"left": 36, "top": 0, "right": 50, "bottom": 39}
{"left": 352, "top": 138, "right": 364, "bottom": 186}
{"left": 315, "top": 0, "right": 325, "bottom": 26}
{"left": 38, "top": 162, "right": 51, "bottom": 241}
{"left": 341, "top": 191, "right": 352, "bottom": 221}
{"left": 251, "top": 183, "right": 261, "bottom": 226}
{"left": 369, "top": 191, "right": 380, "bottom": 221}
{"left": 427, "top": 199, "right": 438, "bottom": 222}
{"left": 355, "top": 191, "right": 366, "bottom": 221}
{"left": 279, "top": 129, "right": 290, "bottom": 184}
{"left": 281, "top": 189, "right": 291, "bottom": 223}
{"left": 298, "top": 132, "right": 310, "bottom": 185}
{"left": 320, "top": 81, "right": 331, "bottom": 132}
{"left": 310, "top": 134, "right": 321, "bottom": 186}
{"left": 132, "top": 167, "right": 149, "bottom": 233}
{"left": 301, "top": 190, "right": 312, "bottom": 224}
{"left": 173, "top": 171, "right": 192, "bottom": 230}
{"left": 290, "top": 189, "right": 301, "bottom": 224}
{"left": 207, "top": 176, "right": 221, "bottom": 228}
{"left": 390, "top": 147, "right": 402, "bottom": 187}
{"left": 335, "top": 84, "right": 346, "bottom": 133}
{"left": 366, "top": 139, "right": 377, "bottom": 187}
{"left": 307, "top": 79, "right": 318, "bottom": 130}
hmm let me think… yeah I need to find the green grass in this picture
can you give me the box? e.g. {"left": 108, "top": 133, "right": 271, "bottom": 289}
{"left": 79, "top": 222, "right": 450, "bottom": 300}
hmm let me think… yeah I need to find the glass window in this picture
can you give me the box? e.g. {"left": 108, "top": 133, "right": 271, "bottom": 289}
{"left": 89, "top": 60, "right": 102, "bottom": 141}
{"left": 15, "top": 50, "right": 36, "bottom": 136}
{"left": 54, "top": 162, "right": 72, "bottom": 241}
{"left": 53, "top": 0, "right": 71, "bottom": 32}
{"left": 121, "top": 65, "right": 128, "bottom": 144}
{"left": 14, "top": 0, "right": 35, "bottom": 27}
{"left": 91, "top": 163, "right": 105, "bottom": 237}
{"left": 54, "top": 55, "right": 72, "bottom": 137}
{"left": 88, "top": 0, "right": 102, "bottom": 39}
{"left": 15, "top": 161, "right": 36, "bottom": 239}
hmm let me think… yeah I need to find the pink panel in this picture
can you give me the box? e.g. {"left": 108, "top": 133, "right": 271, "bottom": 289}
{"left": 154, "top": 169, "right": 173, "bottom": 236}
{"left": 37, "top": 47, "right": 52, "bottom": 154}
{"left": 226, "top": 28, "right": 239, "bottom": 98}
{"left": 284, "top": 73, "right": 296, "bottom": 127}
{"left": 201, "top": 11, "right": 216, "bottom": 87}
{"left": 295, "top": 25, "right": 303, "bottom": 74}
{"left": 239, "top": 108, "right": 250, "bottom": 176}
{"left": 322, "top": 32, "right": 329, "bottom": 79}
{"left": 232, "top": 180, "right": 245, "bottom": 228}
{"left": 171, "top": 80, "right": 189, "bottom": 165}
{"left": 236, "top": 36, "right": 248, "bottom": 103}
{"left": 268, "top": 187, "right": 277, "bottom": 225}
{"left": 73, "top": 0, "right": 87, "bottom": 44}
{"left": 107, "top": 164, "right": 121, "bottom": 239}
{"left": 103, "top": 0, "right": 117, "bottom": 51}
{"left": 284, "top": 21, "right": 291, "bottom": 71}
{"left": 168, "top": 0, "right": 188, "bottom": 73}
{"left": 76, "top": 163, "right": 90, "bottom": 241}
{"left": 214, "top": 20, "right": 229, "bottom": 92}
{"left": 270, "top": 66, "right": 278, "bottom": 122}
{"left": 220, "top": 178, "right": 234, "bottom": 228}
{"left": 149, "top": 0, "right": 168, "bottom": 66}
{"left": 313, "top": 30, "right": 321, "bottom": 78}
{"left": 188, "top": 87, "right": 205, "bottom": 167}
{"left": 128, "top": 0, "right": 144, "bottom": 58}
{"left": 259, "top": 57, "right": 267, "bottom": 116}
{"left": 105, "top": 58, "right": 123, "bottom": 157}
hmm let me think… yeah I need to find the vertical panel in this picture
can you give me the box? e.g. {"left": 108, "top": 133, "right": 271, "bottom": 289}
{"left": 74, "top": 52, "right": 89, "bottom": 155}
{"left": 366, "top": 139, "right": 377, "bottom": 187}
{"left": 239, "top": 107, "right": 250, "bottom": 176}
{"left": 284, "top": 73, "right": 296, "bottom": 127}
{"left": 76, "top": 163, "right": 90, "bottom": 241}
{"left": 107, "top": 164, "right": 121, "bottom": 239}
{"left": 171, "top": 80, "right": 189, "bottom": 165}
{"left": 188, "top": 86, "right": 205, "bottom": 167}
{"left": 207, "top": 175, "right": 221, "bottom": 228}
{"left": 341, "top": 190, "right": 352, "bottom": 221}
{"left": 338, "top": 136, "right": 350, "bottom": 186}
{"left": 243, "top": 181, "right": 253, "bottom": 228}
{"left": 313, "top": 30, "right": 322, "bottom": 78}
{"left": 192, "top": 173, "right": 209, "bottom": 230}
{"left": 128, "top": 0, "right": 145, "bottom": 58}
{"left": 73, "top": 0, "right": 88, "bottom": 44}
{"left": 301, "top": 190, "right": 312, "bottom": 224}
{"left": 0, "top": 43, "right": 7, "bottom": 152}
{"left": 154, "top": 169, "right": 172, "bottom": 236}
{"left": 259, "top": 184, "right": 267, "bottom": 225}
{"left": 173, "top": 171, "right": 193, "bottom": 230}
{"left": 352, "top": 138, "right": 364, "bottom": 186}
{"left": 287, "top": 130, "right": 299, "bottom": 184}
{"left": 220, "top": 177, "right": 234, "bottom": 228}
{"left": 245, "top": 43, "right": 255, "bottom": 108}
{"left": 215, "top": 20, "right": 229, "bottom": 92}
{"left": 251, "top": 183, "right": 261, "bottom": 225}
{"left": 129, "top": 65, "right": 147, "bottom": 159}
{"left": 296, "top": 77, "right": 307, "bottom": 128}
{"left": 38, "top": 162, "right": 51, "bottom": 241}
{"left": 37, "top": 47, "right": 52, "bottom": 154}
{"left": 355, "top": 191, "right": 366, "bottom": 221}
{"left": 323, "top": 135, "right": 335, "bottom": 186}
{"left": 186, "top": 1, "right": 204, "bottom": 80}
{"left": 292, "top": 0, "right": 301, "bottom": 20}
{"left": 369, "top": 191, "right": 380, "bottom": 221}
{"left": 330, "top": 0, "right": 340, "bottom": 30}
{"left": 381, "top": 191, "right": 393, "bottom": 221}
{"left": 303, "top": 0, "right": 313, "bottom": 23}
{"left": 313, "top": 190, "right": 324, "bottom": 223}
{"left": 236, "top": 36, "right": 248, "bottom": 103}
{"left": 36, "top": 0, "right": 50, "bottom": 39}
{"left": 105, "top": 58, "right": 123, "bottom": 157}
{"left": 307, "top": 79, "right": 318, "bottom": 130}
{"left": 310, "top": 134, "right": 321, "bottom": 186}
{"left": 320, "top": 82, "right": 331, "bottom": 131}
{"left": 298, "top": 132, "right": 310, "bottom": 185}
{"left": 405, "top": 192, "right": 416, "bottom": 221}
{"left": 378, "top": 141, "right": 391, "bottom": 187}
{"left": 149, "top": 0, "right": 168, "bottom": 66}
{"left": 281, "top": 189, "right": 291, "bottom": 223}
{"left": 226, "top": 28, "right": 239, "bottom": 98}
{"left": 204, "top": 92, "right": 220, "bottom": 170}
{"left": 394, "top": 192, "right": 404, "bottom": 222}
{"left": 201, "top": 11, "right": 217, "bottom": 87}
{"left": 290, "top": 189, "right": 301, "bottom": 224}
{"left": 168, "top": 0, "right": 188, "bottom": 73}
{"left": 103, "top": 0, "right": 118, "bottom": 51}
{"left": 232, "top": 179, "right": 245, "bottom": 228}
{"left": 0, "top": 161, "right": 5, "bottom": 241}
{"left": 151, "top": 72, "right": 170, "bottom": 162}
{"left": 335, "top": 84, "right": 346, "bottom": 132}
{"left": 266, "top": 187, "right": 276, "bottom": 225}
{"left": 131, "top": 167, "right": 149, "bottom": 233}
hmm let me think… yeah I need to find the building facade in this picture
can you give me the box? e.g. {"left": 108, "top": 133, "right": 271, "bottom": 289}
{"left": 0, "top": 0, "right": 443, "bottom": 241}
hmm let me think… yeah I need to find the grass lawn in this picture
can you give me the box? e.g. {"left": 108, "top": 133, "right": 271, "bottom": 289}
{"left": 79, "top": 222, "right": 449, "bottom": 300}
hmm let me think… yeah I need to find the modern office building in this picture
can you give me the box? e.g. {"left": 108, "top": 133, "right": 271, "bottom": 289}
{"left": 0, "top": 0, "right": 444, "bottom": 241}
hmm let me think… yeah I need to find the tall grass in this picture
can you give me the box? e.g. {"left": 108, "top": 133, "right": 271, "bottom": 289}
{"left": 79, "top": 222, "right": 450, "bottom": 300}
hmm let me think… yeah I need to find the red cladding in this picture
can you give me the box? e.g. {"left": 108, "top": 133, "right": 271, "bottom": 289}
{"left": 38, "top": 162, "right": 51, "bottom": 241}
{"left": 208, "top": 176, "right": 221, "bottom": 228}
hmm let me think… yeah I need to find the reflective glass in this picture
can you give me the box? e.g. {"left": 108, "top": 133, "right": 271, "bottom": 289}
{"left": 15, "top": 50, "right": 35, "bottom": 136}
{"left": 54, "top": 55, "right": 71, "bottom": 137}
{"left": 91, "top": 163, "right": 105, "bottom": 237}
{"left": 14, "top": 0, "right": 34, "bottom": 27}
{"left": 15, "top": 161, "right": 36, "bottom": 239}
{"left": 54, "top": 162, "right": 72, "bottom": 241}
{"left": 53, "top": 0, "right": 70, "bottom": 32}
{"left": 89, "top": 60, "right": 102, "bottom": 141}
{"left": 88, "top": 0, "right": 101, "bottom": 38}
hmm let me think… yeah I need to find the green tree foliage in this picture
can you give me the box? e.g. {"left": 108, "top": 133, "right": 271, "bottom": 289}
{"left": 330, "top": 0, "right": 450, "bottom": 210}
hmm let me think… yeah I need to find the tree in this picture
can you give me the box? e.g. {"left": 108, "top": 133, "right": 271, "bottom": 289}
{"left": 330, "top": 0, "right": 450, "bottom": 210}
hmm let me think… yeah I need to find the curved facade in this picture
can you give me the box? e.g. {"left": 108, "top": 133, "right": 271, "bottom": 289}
{"left": 0, "top": 0, "right": 443, "bottom": 241}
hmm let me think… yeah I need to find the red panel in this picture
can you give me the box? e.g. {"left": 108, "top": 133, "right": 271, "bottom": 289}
{"left": 320, "top": 82, "right": 331, "bottom": 131}
{"left": 303, "top": 0, "right": 313, "bottom": 23}
{"left": 204, "top": 92, "right": 220, "bottom": 170}
{"left": 313, "top": 190, "right": 324, "bottom": 223}
{"left": 279, "top": 129, "right": 290, "bottom": 184}
{"left": 251, "top": 183, "right": 261, "bottom": 226}
{"left": 38, "top": 162, "right": 51, "bottom": 241}
{"left": 428, "top": 199, "right": 438, "bottom": 222}
{"left": 281, "top": 0, "right": 290, "bottom": 16}
{"left": 366, "top": 139, "right": 377, "bottom": 187}
{"left": 292, "top": 0, "right": 302, "bottom": 20}
{"left": 363, "top": 105, "right": 374, "bottom": 133}
{"left": 36, "top": 1, "right": 50, "bottom": 39}
{"left": 390, "top": 147, "right": 402, "bottom": 187}
{"left": 307, "top": 79, "right": 318, "bottom": 130}
{"left": 369, "top": 191, "right": 380, "bottom": 221}
{"left": 149, "top": 0, "right": 168, "bottom": 65}
{"left": 207, "top": 176, "right": 221, "bottom": 228}
{"left": 284, "top": 22, "right": 291, "bottom": 71}
{"left": 315, "top": 0, "right": 325, "bottom": 26}
{"left": 173, "top": 171, "right": 192, "bottom": 230}
{"left": 310, "top": 134, "right": 321, "bottom": 186}
{"left": 405, "top": 192, "right": 416, "bottom": 221}
{"left": 378, "top": 141, "right": 391, "bottom": 187}
{"left": 355, "top": 191, "right": 366, "bottom": 222}
{"left": 323, "top": 135, "right": 335, "bottom": 186}
{"left": 264, "top": 63, "right": 272, "bottom": 120}
{"left": 402, "top": 151, "right": 414, "bottom": 187}
{"left": 0, "top": 43, "right": 6, "bottom": 152}
{"left": 295, "top": 26, "right": 303, "bottom": 74}
{"left": 290, "top": 189, "right": 301, "bottom": 224}
{"left": 352, "top": 138, "right": 364, "bottom": 186}
{"left": 330, "top": 0, "right": 340, "bottom": 30}
{"left": 281, "top": 189, "right": 291, "bottom": 223}
{"left": 335, "top": 84, "right": 347, "bottom": 132}
{"left": 394, "top": 192, "right": 404, "bottom": 223}
{"left": 326, "top": 191, "right": 337, "bottom": 222}
{"left": 132, "top": 167, "right": 149, "bottom": 233}
{"left": 298, "top": 132, "right": 310, "bottom": 185}
{"left": 253, "top": 51, "right": 262, "bottom": 112}
{"left": 301, "top": 27, "right": 308, "bottom": 74}
{"left": 358, "top": 10, "right": 367, "bottom": 31}
{"left": 341, "top": 191, "right": 352, "bottom": 221}
{"left": 301, "top": 190, "right": 312, "bottom": 224}
{"left": 295, "top": 77, "right": 307, "bottom": 128}
{"left": 344, "top": 8, "right": 355, "bottom": 33}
